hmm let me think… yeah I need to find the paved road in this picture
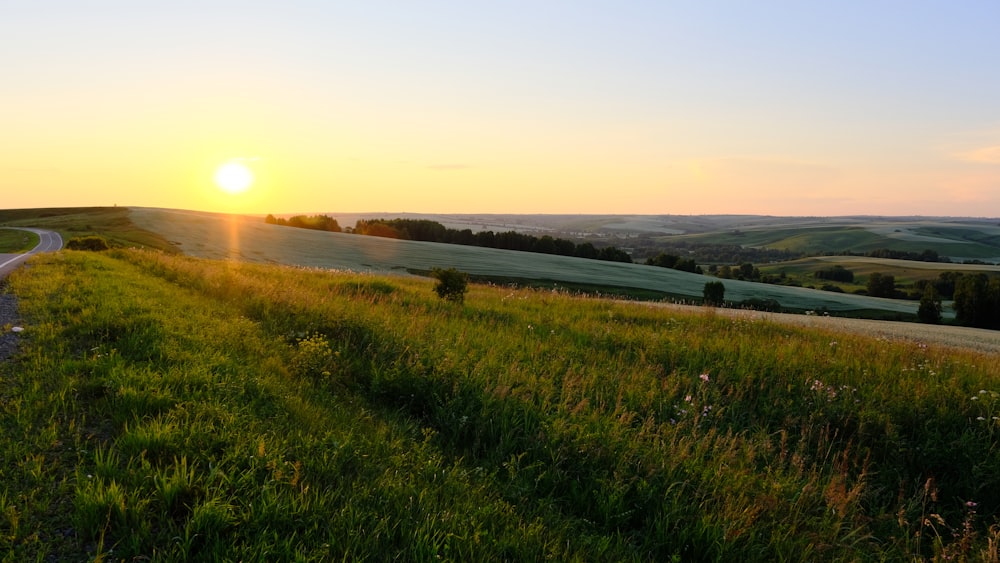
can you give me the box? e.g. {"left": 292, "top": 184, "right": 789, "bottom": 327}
{"left": 0, "top": 228, "right": 63, "bottom": 279}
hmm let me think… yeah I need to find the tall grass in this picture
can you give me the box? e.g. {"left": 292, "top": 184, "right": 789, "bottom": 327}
{"left": 2, "top": 248, "right": 999, "bottom": 561}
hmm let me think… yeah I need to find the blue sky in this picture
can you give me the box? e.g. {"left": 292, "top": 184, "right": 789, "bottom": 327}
{"left": 2, "top": 1, "right": 999, "bottom": 215}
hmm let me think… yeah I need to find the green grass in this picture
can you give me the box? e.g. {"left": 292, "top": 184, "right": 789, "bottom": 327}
{"left": 3, "top": 248, "right": 1000, "bottom": 560}
{"left": 0, "top": 207, "right": 178, "bottom": 253}
{"left": 129, "top": 208, "right": 925, "bottom": 317}
{"left": 0, "top": 229, "right": 39, "bottom": 253}
{"left": 759, "top": 256, "right": 1000, "bottom": 303}
{"left": 673, "top": 223, "right": 1000, "bottom": 261}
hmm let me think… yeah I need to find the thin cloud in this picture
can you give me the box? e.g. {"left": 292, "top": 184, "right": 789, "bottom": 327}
{"left": 956, "top": 146, "right": 1000, "bottom": 164}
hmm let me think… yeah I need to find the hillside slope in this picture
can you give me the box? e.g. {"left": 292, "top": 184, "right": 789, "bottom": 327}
{"left": 130, "top": 208, "right": 922, "bottom": 316}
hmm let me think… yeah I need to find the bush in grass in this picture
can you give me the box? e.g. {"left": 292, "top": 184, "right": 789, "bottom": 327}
{"left": 66, "top": 235, "right": 110, "bottom": 251}
{"left": 431, "top": 267, "right": 469, "bottom": 303}
{"left": 702, "top": 281, "right": 725, "bottom": 307}
{"left": 738, "top": 297, "right": 781, "bottom": 312}
{"left": 291, "top": 333, "right": 335, "bottom": 379}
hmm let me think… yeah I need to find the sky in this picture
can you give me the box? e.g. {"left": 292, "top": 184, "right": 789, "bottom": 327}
{"left": 2, "top": 1, "right": 1000, "bottom": 217}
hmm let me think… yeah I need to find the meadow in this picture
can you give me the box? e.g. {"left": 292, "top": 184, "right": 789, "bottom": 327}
{"left": 759, "top": 255, "right": 1000, "bottom": 297}
{"left": 0, "top": 230, "right": 38, "bottom": 254}
{"left": 2, "top": 247, "right": 1000, "bottom": 561}
{"left": 128, "top": 208, "right": 924, "bottom": 318}
{"left": 665, "top": 221, "right": 1000, "bottom": 262}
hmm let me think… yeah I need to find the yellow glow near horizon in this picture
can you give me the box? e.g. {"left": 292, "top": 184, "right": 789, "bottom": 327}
{"left": 214, "top": 161, "right": 255, "bottom": 194}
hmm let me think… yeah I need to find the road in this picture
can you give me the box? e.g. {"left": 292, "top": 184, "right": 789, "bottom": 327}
{"left": 0, "top": 228, "right": 63, "bottom": 279}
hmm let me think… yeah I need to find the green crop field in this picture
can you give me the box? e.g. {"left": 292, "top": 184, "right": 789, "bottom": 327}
{"left": 668, "top": 221, "right": 1000, "bottom": 262}
{"left": 2, "top": 247, "right": 999, "bottom": 560}
{"left": 760, "top": 256, "right": 1000, "bottom": 295}
{"left": 128, "top": 208, "right": 925, "bottom": 318}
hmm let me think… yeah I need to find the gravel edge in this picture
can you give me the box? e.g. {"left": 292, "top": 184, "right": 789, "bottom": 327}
{"left": 0, "top": 290, "right": 20, "bottom": 361}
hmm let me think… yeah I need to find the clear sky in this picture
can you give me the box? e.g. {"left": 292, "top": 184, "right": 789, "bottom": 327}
{"left": 3, "top": 1, "right": 999, "bottom": 216}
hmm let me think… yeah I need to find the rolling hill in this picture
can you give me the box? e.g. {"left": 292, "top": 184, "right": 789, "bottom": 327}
{"left": 129, "top": 208, "right": 926, "bottom": 317}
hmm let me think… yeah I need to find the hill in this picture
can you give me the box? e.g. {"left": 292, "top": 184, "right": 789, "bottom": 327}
{"left": 129, "top": 208, "right": 926, "bottom": 318}
{"left": 3, "top": 247, "right": 1000, "bottom": 560}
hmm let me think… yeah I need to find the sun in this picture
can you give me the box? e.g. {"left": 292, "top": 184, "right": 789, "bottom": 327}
{"left": 214, "top": 161, "right": 255, "bottom": 194}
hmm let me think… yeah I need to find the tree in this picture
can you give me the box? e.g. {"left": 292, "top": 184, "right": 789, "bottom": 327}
{"left": 953, "top": 274, "right": 987, "bottom": 327}
{"left": 703, "top": 281, "right": 725, "bottom": 307}
{"left": 953, "top": 274, "right": 1000, "bottom": 329}
{"left": 431, "top": 268, "right": 469, "bottom": 303}
{"left": 866, "top": 272, "right": 896, "bottom": 298}
{"left": 917, "top": 285, "right": 942, "bottom": 324}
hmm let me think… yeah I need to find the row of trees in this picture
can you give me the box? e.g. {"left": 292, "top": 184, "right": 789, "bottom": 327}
{"left": 866, "top": 248, "right": 946, "bottom": 263}
{"left": 814, "top": 265, "right": 854, "bottom": 283}
{"left": 952, "top": 274, "right": 1000, "bottom": 328}
{"left": 645, "top": 252, "right": 703, "bottom": 274}
{"left": 265, "top": 214, "right": 342, "bottom": 232}
{"left": 268, "top": 216, "right": 634, "bottom": 264}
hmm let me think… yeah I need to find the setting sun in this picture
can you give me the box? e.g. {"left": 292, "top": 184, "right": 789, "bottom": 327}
{"left": 214, "top": 161, "right": 254, "bottom": 194}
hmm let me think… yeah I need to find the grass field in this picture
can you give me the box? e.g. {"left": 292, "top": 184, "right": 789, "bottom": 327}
{"left": 760, "top": 256, "right": 1000, "bottom": 297}
{"left": 669, "top": 222, "right": 1000, "bottom": 262}
{"left": 0, "top": 207, "right": 177, "bottom": 253}
{"left": 2, "top": 248, "right": 999, "bottom": 560}
{"left": 0, "top": 229, "right": 39, "bottom": 254}
{"left": 129, "top": 208, "right": 925, "bottom": 318}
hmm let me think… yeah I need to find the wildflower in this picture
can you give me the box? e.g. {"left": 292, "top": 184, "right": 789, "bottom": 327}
{"left": 977, "top": 416, "right": 986, "bottom": 421}
{"left": 699, "top": 373, "right": 710, "bottom": 382}
{"left": 979, "top": 390, "right": 988, "bottom": 394}
{"left": 966, "top": 501, "right": 978, "bottom": 509}
{"left": 684, "top": 395, "right": 692, "bottom": 403}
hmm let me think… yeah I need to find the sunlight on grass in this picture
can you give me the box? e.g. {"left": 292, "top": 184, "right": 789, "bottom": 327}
{"left": 1, "top": 249, "right": 998, "bottom": 560}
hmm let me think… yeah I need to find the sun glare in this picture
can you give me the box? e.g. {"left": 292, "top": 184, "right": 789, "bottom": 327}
{"left": 214, "top": 161, "right": 254, "bottom": 194}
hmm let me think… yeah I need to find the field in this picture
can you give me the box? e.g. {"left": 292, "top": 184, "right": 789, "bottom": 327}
{"left": 2, "top": 247, "right": 1000, "bottom": 560}
{"left": 128, "top": 208, "right": 926, "bottom": 318}
{"left": 759, "top": 255, "right": 1000, "bottom": 296}
{"left": 0, "top": 230, "right": 38, "bottom": 254}
{"left": 665, "top": 221, "right": 1000, "bottom": 262}
{"left": 0, "top": 207, "right": 177, "bottom": 253}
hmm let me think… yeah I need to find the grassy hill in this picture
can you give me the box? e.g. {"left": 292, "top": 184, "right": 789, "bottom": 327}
{"left": 2, "top": 247, "right": 999, "bottom": 560}
{"left": 665, "top": 220, "right": 1000, "bottom": 262}
{"left": 128, "top": 208, "right": 926, "bottom": 318}
{"left": 0, "top": 207, "right": 177, "bottom": 253}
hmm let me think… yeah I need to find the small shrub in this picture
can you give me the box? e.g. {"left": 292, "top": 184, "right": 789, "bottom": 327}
{"left": 291, "top": 333, "right": 335, "bottom": 379}
{"left": 738, "top": 297, "right": 781, "bottom": 312}
{"left": 66, "top": 235, "right": 110, "bottom": 251}
{"left": 431, "top": 267, "right": 469, "bottom": 303}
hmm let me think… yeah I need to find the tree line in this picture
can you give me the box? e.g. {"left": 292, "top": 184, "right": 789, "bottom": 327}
{"left": 265, "top": 214, "right": 342, "bottom": 232}
{"left": 266, "top": 215, "right": 634, "bottom": 264}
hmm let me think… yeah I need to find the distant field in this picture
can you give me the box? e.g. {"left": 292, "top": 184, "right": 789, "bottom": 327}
{"left": 130, "top": 208, "right": 924, "bottom": 317}
{"left": 761, "top": 255, "right": 1000, "bottom": 290}
{"left": 669, "top": 221, "right": 1000, "bottom": 261}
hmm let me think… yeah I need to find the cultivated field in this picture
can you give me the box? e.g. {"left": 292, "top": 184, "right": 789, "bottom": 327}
{"left": 668, "top": 220, "right": 1000, "bottom": 262}
{"left": 129, "top": 208, "right": 924, "bottom": 317}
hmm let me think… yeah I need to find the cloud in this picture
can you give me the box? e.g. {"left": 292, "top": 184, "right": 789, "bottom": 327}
{"left": 956, "top": 146, "right": 1000, "bottom": 164}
